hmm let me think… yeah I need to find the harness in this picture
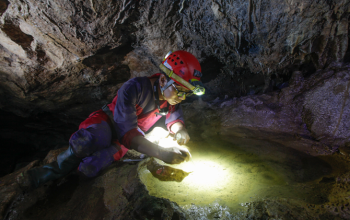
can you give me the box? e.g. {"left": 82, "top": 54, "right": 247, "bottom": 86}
{"left": 102, "top": 104, "right": 119, "bottom": 140}
{"left": 153, "top": 79, "right": 169, "bottom": 117}
{"left": 102, "top": 78, "right": 169, "bottom": 140}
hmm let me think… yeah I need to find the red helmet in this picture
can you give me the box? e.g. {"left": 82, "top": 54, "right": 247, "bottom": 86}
{"left": 161, "top": 51, "right": 203, "bottom": 90}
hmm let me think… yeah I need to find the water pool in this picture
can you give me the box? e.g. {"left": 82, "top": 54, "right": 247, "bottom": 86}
{"left": 139, "top": 129, "right": 335, "bottom": 213}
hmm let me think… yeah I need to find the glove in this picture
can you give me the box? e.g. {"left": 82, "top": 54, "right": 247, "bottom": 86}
{"left": 158, "top": 146, "right": 191, "bottom": 164}
{"left": 132, "top": 136, "right": 191, "bottom": 164}
{"left": 174, "top": 129, "right": 190, "bottom": 145}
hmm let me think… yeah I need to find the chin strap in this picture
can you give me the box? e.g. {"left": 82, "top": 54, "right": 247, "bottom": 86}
{"left": 154, "top": 79, "right": 168, "bottom": 117}
{"left": 160, "top": 79, "right": 175, "bottom": 95}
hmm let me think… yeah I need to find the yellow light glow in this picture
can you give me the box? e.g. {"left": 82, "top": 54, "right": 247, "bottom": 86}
{"left": 173, "top": 159, "right": 230, "bottom": 189}
{"left": 143, "top": 127, "right": 232, "bottom": 189}
{"left": 144, "top": 127, "right": 170, "bottom": 145}
{"left": 139, "top": 127, "right": 294, "bottom": 211}
{"left": 158, "top": 136, "right": 181, "bottom": 148}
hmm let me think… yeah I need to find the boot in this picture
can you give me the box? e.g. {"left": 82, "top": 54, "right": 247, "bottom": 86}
{"left": 17, "top": 146, "right": 81, "bottom": 191}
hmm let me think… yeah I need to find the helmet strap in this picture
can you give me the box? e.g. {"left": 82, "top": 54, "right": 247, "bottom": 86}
{"left": 159, "top": 64, "right": 195, "bottom": 90}
{"left": 160, "top": 79, "right": 175, "bottom": 95}
{"left": 159, "top": 63, "right": 206, "bottom": 96}
{"left": 154, "top": 78, "right": 169, "bottom": 117}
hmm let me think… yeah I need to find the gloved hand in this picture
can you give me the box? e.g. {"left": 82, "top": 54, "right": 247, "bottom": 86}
{"left": 159, "top": 146, "right": 191, "bottom": 164}
{"left": 174, "top": 129, "right": 190, "bottom": 145}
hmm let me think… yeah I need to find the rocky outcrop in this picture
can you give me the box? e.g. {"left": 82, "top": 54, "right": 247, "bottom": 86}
{"left": 2, "top": 144, "right": 350, "bottom": 220}
{"left": 0, "top": 1, "right": 350, "bottom": 218}
{"left": 183, "top": 63, "right": 350, "bottom": 151}
{"left": 0, "top": 150, "right": 188, "bottom": 220}
{"left": 0, "top": 0, "right": 136, "bottom": 118}
{"left": 0, "top": 0, "right": 348, "bottom": 172}
{"left": 0, "top": 0, "right": 349, "bottom": 116}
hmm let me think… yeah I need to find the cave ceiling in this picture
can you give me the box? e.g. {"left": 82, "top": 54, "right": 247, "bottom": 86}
{"left": 0, "top": 0, "right": 348, "bottom": 117}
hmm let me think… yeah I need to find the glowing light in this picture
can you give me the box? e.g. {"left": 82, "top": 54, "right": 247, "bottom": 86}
{"left": 173, "top": 159, "right": 230, "bottom": 189}
{"left": 144, "top": 127, "right": 170, "bottom": 145}
{"left": 158, "top": 136, "right": 181, "bottom": 148}
{"left": 143, "top": 127, "right": 232, "bottom": 189}
{"left": 139, "top": 128, "right": 290, "bottom": 211}
{"left": 193, "top": 86, "right": 205, "bottom": 96}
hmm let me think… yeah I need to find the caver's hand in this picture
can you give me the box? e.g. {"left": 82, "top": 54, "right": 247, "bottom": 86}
{"left": 131, "top": 136, "right": 191, "bottom": 164}
{"left": 159, "top": 146, "right": 191, "bottom": 164}
{"left": 174, "top": 129, "right": 190, "bottom": 145}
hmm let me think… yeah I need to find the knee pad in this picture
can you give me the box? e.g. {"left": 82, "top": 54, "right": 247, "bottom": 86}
{"left": 69, "top": 128, "right": 96, "bottom": 158}
{"left": 78, "top": 146, "right": 118, "bottom": 178}
{"left": 78, "top": 163, "right": 99, "bottom": 178}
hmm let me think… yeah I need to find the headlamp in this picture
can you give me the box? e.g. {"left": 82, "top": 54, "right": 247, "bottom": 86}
{"left": 192, "top": 85, "right": 205, "bottom": 96}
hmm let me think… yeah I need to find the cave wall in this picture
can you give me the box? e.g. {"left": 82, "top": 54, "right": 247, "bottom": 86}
{"left": 1, "top": 0, "right": 350, "bottom": 217}
{"left": 0, "top": 0, "right": 138, "bottom": 118}
{"left": 0, "top": 0, "right": 348, "bottom": 116}
{"left": 0, "top": 0, "right": 349, "bottom": 175}
{"left": 182, "top": 64, "right": 350, "bottom": 152}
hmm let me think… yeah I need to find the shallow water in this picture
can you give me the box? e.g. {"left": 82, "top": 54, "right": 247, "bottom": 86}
{"left": 139, "top": 131, "right": 335, "bottom": 213}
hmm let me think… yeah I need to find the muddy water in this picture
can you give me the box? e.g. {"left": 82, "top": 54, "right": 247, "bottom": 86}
{"left": 139, "top": 133, "right": 336, "bottom": 213}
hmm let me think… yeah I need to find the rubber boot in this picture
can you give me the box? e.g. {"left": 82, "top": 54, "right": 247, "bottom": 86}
{"left": 17, "top": 146, "right": 81, "bottom": 190}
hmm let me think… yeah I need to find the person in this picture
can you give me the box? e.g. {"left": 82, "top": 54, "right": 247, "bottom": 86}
{"left": 17, "top": 50, "right": 205, "bottom": 190}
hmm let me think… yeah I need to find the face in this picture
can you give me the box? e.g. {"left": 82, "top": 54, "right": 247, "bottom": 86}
{"left": 159, "top": 75, "right": 191, "bottom": 105}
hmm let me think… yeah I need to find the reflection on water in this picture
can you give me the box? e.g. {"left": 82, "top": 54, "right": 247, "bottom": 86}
{"left": 139, "top": 130, "right": 333, "bottom": 213}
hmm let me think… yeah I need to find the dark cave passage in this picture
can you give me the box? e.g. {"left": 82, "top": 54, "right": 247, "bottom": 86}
{"left": 0, "top": 109, "right": 77, "bottom": 177}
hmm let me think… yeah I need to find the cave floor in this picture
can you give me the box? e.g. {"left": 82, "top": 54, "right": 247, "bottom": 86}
{"left": 139, "top": 134, "right": 350, "bottom": 219}
{"left": 2, "top": 133, "right": 350, "bottom": 219}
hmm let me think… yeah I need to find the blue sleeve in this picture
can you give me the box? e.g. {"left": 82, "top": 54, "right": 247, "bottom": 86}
{"left": 114, "top": 80, "right": 140, "bottom": 141}
{"left": 165, "top": 104, "right": 185, "bottom": 128}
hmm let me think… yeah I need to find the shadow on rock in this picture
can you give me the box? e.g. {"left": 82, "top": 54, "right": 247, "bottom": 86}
{"left": 1, "top": 152, "right": 188, "bottom": 220}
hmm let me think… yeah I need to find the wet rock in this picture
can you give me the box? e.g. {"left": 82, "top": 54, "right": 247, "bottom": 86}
{"left": 144, "top": 158, "right": 191, "bottom": 182}
{"left": 0, "top": 160, "right": 39, "bottom": 219}
{"left": 183, "top": 64, "right": 350, "bottom": 153}
{"left": 1, "top": 154, "right": 188, "bottom": 220}
{"left": 302, "top": 68, "right": 350, "bottom": 145}
{"left": 339, "top": 144, "right": 350, "bottom": 157}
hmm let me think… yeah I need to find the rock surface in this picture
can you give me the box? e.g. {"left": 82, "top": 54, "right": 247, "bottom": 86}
{"left": 2, "top": 143, "right": 350, "bottom": 219}
{"left": 1, "top": 0, "right": 349, "bottom": 177}
{"left": 1, "top": 0, "right": 350, "bottom": 219}
{"left": 183, "top": 63, "right": 350, "bottom": 151}
{"left": 0, "top": 0, "right": 349, "bottom": 116}
{"left": 1, "top": 150, "right": 188, "bottom": 220}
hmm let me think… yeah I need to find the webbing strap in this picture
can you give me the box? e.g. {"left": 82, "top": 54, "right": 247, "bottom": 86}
{"left": 160, "top": 79, "right": 174, "bottom": 94}
{"left": 102, "top": 105, "right": 118, "bottom": 140}
{"left": 154, "top": 79, "right": 168, "bottom": 116}
{"left": 159, "top": 64, "right": 195, "bottom": 90}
